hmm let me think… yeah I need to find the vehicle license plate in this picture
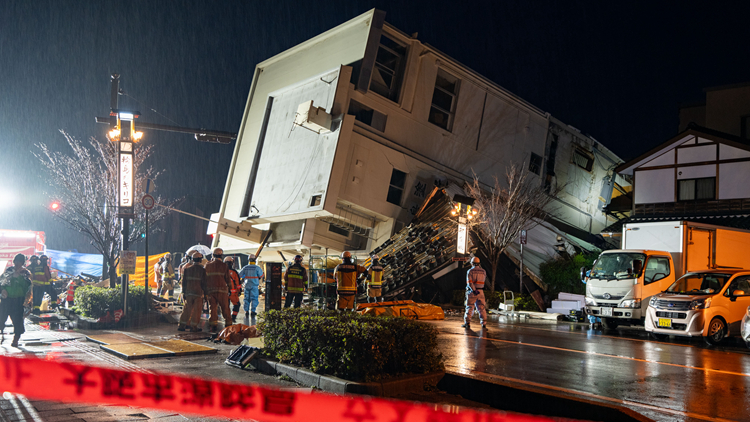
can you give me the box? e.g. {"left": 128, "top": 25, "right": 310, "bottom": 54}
{"left": 601, "top": 307, "right": 613, "bottom": 317}
{"left": 658, "top": 318, "right": 672, "bottom": 328}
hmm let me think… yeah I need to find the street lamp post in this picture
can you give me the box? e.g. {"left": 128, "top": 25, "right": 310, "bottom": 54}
{"left": 451, "top": 194, "right": 478, "bottom": 260}
{"left": 108, "top": 74, "right": 143, "bottom": 316}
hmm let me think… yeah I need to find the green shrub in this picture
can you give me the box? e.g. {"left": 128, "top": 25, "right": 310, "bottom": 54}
{"left": 73, "top": 285, "right": 148, "bottom": 319}
{"left": 258, "top": 308, "right": 444, "bottom": 382}
{"left": 513, "top": 294, "right": 538, "bottom": 311}
{"left": 539, "top": 252, "right": 599, "bottom": 298}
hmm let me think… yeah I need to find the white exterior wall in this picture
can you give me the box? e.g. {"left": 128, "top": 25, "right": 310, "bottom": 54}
{"left": 632, "top": 134, "right": 750, "bottom": 205}
{"left": 220, "top": 11, "right": 375, "bottom": 222}
{"left": 215, "top": 10, "right": 623, "bottom": 256}
{"left": 634, "top": 168, "right": 675, "bottom": 204}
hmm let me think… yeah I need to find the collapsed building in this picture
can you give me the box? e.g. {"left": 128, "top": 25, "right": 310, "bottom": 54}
{"left": 210, "top": 9, "right": 626, "bottom": 300}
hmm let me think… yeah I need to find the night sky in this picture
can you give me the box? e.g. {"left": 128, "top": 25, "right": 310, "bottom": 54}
{"left": 2, "top": 0, "right": 749, "bottom": 254}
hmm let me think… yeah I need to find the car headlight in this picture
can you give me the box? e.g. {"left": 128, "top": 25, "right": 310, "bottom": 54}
{"left": 689, "top": 298, "right": 711, "bottom": 310}
{"left": 620, "top": 299, "right": 641, "bottom": 308}
{"left": 649, "top": 297, "right": 658, "bottom": 307}
{"left": 585, "top": 296, "right": 597, "bottom": 306}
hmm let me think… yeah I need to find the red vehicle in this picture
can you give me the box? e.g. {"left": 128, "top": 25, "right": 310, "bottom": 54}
{"left": 0, "top": 230, "right": 46, "bottom": 271}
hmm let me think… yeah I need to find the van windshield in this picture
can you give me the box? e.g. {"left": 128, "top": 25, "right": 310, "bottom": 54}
{"left": 665, "top": 273, "right": 731, "bottom": 295}
{"left": 590, "top": 253, "right": 646, "bottom": 280}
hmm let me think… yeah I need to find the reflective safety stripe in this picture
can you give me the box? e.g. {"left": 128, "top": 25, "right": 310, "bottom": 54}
{"left": 287, "top": 286, "right": 304, "bottom": 293}
{"left": 32, "top": 281, "right": 50, "bottom": 285}
{"left": 287, "top": 274, "right": 303, "bottom": 279}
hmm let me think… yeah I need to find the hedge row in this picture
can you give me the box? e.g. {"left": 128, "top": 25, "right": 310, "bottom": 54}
{"left": 73, "top": 285, "right": 148, "bottom": 319}
{"left": 258, "top": 308, "right": 444, "bottom": 382}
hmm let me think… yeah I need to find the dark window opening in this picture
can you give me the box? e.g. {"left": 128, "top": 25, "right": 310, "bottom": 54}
{"left": 529, "top": 153, "right": 542, "bottom": 175}
{"left": 348, "top": 99, "right": 387, "bottom": 132}
{"left": 428, "top": 69, "right": 460, "bottom": 131}
{"left": 742, "top": 115, "right": 750, "bottom": 140}
{"left": 387, "top": 169, "right": 407, "bottom": 206}
{"left": 328, "top": 224, "right": 349, "bottom": 237}
{"left": 310, "top": 195, "right": 322, "bottom": 207}
{"left": 678, "top": 177, "right": 716, "bottom": 201}
{"left": 573, "top": 149, "right": 594, "bottom": 172}
{"left": 369, "top": 35, "right": 407, "bottom": 102}
{"left": 544, "top": 134, "right": 558, "bottom": 192}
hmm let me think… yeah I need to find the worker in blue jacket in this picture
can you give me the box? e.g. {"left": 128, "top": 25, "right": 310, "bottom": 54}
{"left": 238, "top": 254, "right": 264, "bottom": 317}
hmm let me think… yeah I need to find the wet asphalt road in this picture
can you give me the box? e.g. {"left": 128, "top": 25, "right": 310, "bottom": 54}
{"left": 429, "top": 313, "right": 750, "bottom": 422}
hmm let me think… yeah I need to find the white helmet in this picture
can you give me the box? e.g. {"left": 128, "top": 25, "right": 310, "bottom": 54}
{"left": 248, "top": 254, "right": 256, "bottom": 262}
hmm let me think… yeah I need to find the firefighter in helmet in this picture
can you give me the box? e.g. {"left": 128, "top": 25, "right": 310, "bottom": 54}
{"left": 366, "top": 255, "right": 384, "bottom": 303}
{"left": 463, "top": 256, "right": 488, "bottom": 330}
{"left": 283, "top": 255, "right": 308, "bottom": 308}
{"left": 204, "top": 248, "right": 233, "bottom": 332}
{"left": 224, "top": 256, "right": 242, "bottom": 322}
{"left": 333, "top": 251, "right": 366, "bottom": 311}
{"left": 178, "top": 252, "right": 207, "bottom": 332}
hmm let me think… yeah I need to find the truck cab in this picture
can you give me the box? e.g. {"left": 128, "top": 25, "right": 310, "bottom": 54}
{"left": 584, "top": 249, "right": 674, "bottom": 329}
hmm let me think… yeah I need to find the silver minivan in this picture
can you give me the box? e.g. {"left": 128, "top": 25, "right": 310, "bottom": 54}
{"left": 645, "top": 270, "right": 750, "bottom": 345}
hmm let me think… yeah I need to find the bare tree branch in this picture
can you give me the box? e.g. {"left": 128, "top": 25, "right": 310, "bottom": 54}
{"left": 466, "top": 162, "right": 561, "bottom": 292}
{"left": 35, "top": 131, "right": 177, "bottom": 283}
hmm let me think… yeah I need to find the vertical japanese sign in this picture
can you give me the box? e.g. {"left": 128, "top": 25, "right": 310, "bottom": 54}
{"left": 119, "top": 141, "right": 134, "bottom": 211}
{"left": 456, "top": 221, "right": 467, "bottom": 255}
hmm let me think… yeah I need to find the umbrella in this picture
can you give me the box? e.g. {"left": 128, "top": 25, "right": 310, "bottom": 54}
{"left": 186, "top": 244, "right": 212, "bottom": 257}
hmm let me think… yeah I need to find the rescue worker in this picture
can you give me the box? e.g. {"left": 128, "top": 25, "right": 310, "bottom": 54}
{"left": 239, "top": 254, "right": 263, "bottom": 317}
{"left": 204, "top": 248, "right": 233, "bottom": 332}
{"left": 178, "top": 252, "right": 207, "bottom": 332}
{"left": 0, "top": 254, "right": 33, "bottom": 347}
{"left": 224, "top": 256, "right": 242, "bottom": 322}
{"left": 283, "top": 255, "right": 308, "bottom": 308}
{"left": 366, "top": 255, "right": 384, "bottom": 303}
{"left": 65, "top": 278, "right": 81, "bottom": 308}
{"left": 29, "top": 255, "right": 52, "bottom": 314}
{"left": 462, "top": 256, "right": 487, "bottom": 330}
{"left": 160, "top": 253, "right": 176, "bottom": 300}
{"left": 39, "top": 255, "right": 56, "bottom": 309}
{"left": 333, "top": 251, "right": 366, "bottom": 311}
{"left": 154, "top": 256, "right": 165, "bottom": 296}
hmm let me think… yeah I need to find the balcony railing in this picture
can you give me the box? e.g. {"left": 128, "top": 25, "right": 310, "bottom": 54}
{"left": 634, "top": 198, "right": 750, "bottom": 216}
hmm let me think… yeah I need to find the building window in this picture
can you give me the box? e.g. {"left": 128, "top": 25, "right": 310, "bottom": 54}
{"left": 529, "top": 153, "right": 542, "bottom": 175}
{"left": 678, "top": 177, "right": 715, "bottom": 201}
{"left": 573, "top": 148, "right": 594, "bottom": 172}
{"left": 348, "top": 99, "right": 387, "bottom": 132}
{"left": 387, "top": 169, "right": 407, "bottom": 205}
{"left": 428, "top": 69, "right": 459, "bottom": 131}
{"left": 369, "top": 35, "right": 407, "bottom": 102}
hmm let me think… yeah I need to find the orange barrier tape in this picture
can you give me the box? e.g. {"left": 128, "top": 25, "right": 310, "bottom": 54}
{"left": 0, "top": 354, "right": 574, "bottom": 422}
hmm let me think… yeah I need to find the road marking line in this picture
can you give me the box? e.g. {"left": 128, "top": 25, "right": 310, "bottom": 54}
{"left": 440, "top": 332, "right": 750, "bottom": 378}
{"left": 447, "top": 366, "right": 738, "bottom": 422}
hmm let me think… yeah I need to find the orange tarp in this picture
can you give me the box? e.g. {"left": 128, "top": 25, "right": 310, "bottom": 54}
{"left": 118, "top": 252, "right": 171, "bottom": 288}
{"left": 357, "top": 300, "right": 445, "bottom": 320}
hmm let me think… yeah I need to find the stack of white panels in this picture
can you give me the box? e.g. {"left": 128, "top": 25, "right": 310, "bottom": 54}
{"left": 546, "top": 292, "right": 585, "bottom": 314}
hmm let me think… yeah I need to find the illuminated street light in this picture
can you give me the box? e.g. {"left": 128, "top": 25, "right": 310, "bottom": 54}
{"left": 49, "top": 201, "right": 61, "bottom": 211}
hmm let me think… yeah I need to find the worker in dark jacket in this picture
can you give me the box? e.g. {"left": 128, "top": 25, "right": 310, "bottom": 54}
{"left": 283, "top": 255, "right": 308, "bottom": 308}
{"left": 0, "top": 254, "right": 33, "bottom": 347}
{"left": 178, "top": 252, "right": 207, "bottom": 332}
{"left": 29, "top": 255, "right": 52, "bottom": 314}
{"left": 204, "top": 248, "right": 233, "bottom": 332}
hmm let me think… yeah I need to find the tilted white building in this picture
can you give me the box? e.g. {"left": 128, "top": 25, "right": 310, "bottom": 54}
{"left": 211, "top": 9, "right": 623, "bottom": 263}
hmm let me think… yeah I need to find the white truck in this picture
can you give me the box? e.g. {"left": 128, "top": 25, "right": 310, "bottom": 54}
{"left": 583, "top": 221, "right": 750, "bottom": 329}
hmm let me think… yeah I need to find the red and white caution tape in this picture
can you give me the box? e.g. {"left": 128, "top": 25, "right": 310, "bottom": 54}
{"left": 0, "top": 354, "right": 579, "bottom": 422}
